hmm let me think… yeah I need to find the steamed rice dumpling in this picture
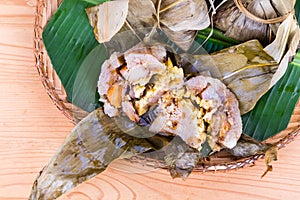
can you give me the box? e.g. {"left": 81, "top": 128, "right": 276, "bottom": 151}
{"left": 213, "top": 0, "right": 279, "bottom": 45}
{"left": 87, "top": 0, "right": 210, "bottom": 51}
{"left": 98, "top": 43, "right": 242, "bottom": 152}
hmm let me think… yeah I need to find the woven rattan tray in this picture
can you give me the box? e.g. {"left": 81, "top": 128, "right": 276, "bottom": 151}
{"left": 34, "top": 0, "right": 300, "bottom": 172}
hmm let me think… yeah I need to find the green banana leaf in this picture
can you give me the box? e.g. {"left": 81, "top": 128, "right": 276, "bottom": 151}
{"left": 72, "top": 44, "right": 106, "bottom": 111}
{"left": 42, "top": 0, "right": 108, "bottom": 112}
{"left": 42, "top": 0, "right": 300, "bottom": 142}
{"left": 195, "top": 27, "right": 240, "bottom": 53}
{"left": 242, "top": 53, "right": 300, "bottom": 141}
{"left": 295, "top": 0, "right": 300, "bottom": 24}
{"left": 82, "top": 0, "right": 108, "bottom": 4}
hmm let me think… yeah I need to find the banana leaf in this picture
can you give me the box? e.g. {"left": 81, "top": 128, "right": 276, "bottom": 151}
{"left": 271, "top": 0, "right": 295, "bottom": 15}
{"left": 146, "top": 136, "right": 211, "bottom": 179}
{"left": 195, "top": 28, "right": 240, "bottom": 53}
{"left": 213, "top": 0, "right": 296, "bottom": 46}
{"left": 264, "top": 14, "right": 300, "bottom": 87}
{"left": 82, "top": 0, "right": 110, "bottom": 4}
{"left": 213, "top": 0, "right": 277, "bottom": 45}
{"left": 242, "top": 53, "right": 300, "bottom": 141}
{"left": 29, "top": 108, "right": 156, "bottom": 200}
{"left": 296, "top": 0, "right": 300, "bottom": 24}
{"left": 72, "top": 44, "right": 106, "bottom": 112}
{"left": 28, "top": 109, "right": 212, "bottom": 199}
{"left": 42, "top": 0, "right": 108, "bottom": 111}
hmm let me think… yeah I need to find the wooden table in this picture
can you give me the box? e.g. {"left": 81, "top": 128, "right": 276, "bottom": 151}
{"left": 0, "top": 1, "right": 300, "bottom": 199}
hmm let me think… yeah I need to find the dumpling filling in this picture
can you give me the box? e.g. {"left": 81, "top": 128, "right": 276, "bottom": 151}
{"left": 98, "top": 43, "right": 242, "bottom": 152}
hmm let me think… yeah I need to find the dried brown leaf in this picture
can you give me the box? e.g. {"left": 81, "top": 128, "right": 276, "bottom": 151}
{"left": 126, "top": 0, "right": 156, "bottom": 28}
{"left": 228, "top": 133, "right": 278, "bottom": 178}
{"left": 161, "top": 25, "right": 198, "bottom": 51}
{"left": 265, "top": 14, "right": 300, "bottom": 87}
{"left": 87, "top": 0, "right": 210, "bottom": 51}
{"left": 261, "top": 146, "right": 278, "bottom": 178}
{"left": 86, "top": 0, "right": 129, "bottom": 43}
{"left": 159, "top": 0, "right": 210, "bottom": 31}
{"left": 29, "top": 109, "right": 154, "bottom": 200}
{"left": 214, "top": 0, "right": 278, "bottom": 45}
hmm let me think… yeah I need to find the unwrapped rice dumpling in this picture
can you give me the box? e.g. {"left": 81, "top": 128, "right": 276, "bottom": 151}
{"left": 98, "top": 43, "right": 242, "bottom": 152}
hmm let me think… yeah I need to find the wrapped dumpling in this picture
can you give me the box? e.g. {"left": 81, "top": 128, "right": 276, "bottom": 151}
{"left": 213, "top": 0, "right": 278, "bottom": 45}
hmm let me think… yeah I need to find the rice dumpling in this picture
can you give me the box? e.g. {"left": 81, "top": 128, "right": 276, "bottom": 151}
{"left": 98, "top": 43, "right": 243, "bottom": 152}
{"left": 87, "top": 0, "right": 210, "bottom": 51}
{"left": 213, "top": 0, "right": 279, "bottom": 45}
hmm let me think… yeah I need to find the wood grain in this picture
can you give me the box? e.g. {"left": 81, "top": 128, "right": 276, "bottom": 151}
{"left": 0, "top": 1, "right": 299, "bottom": 200}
